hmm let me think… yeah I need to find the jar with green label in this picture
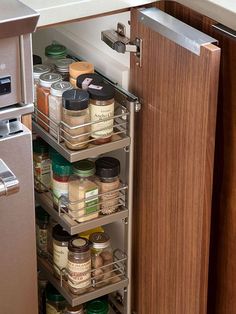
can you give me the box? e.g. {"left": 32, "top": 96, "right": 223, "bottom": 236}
{"left": 33, "top": 138, "right": 51, "bottom": 192}
{"left": 45, "top": 283, "right": 66, "bottom": 314}
{"left": 86, "top": 298, "right": 109, "bottom": 314}
{"left": 68, "top": 160, "right": 99, "bottom": 223}
{"left": 36, "top": 206, "right": 50, "bottom": 257}
{"left": 52, "top": 153, "right": 72, "bottom": 209}
{"left": 45, "top": 43, "right": 67, "bottom": 67}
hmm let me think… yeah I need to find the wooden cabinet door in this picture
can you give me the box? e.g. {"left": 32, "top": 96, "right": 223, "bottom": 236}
{"left": 130, "top": 6, "right": 220, "bottom": 314}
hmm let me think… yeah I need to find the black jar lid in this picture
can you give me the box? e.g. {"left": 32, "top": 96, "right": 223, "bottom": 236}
{"left": 62, "top": 89, "right": 89, "bottom": 111}
{"left": 88, "top": 83, "right": 115, "bottom": 101}
{"left": 52, "top": 224, "right": 73, "bottom": 242}
{"left": 33, "top": 54, "right": 42, "bottom": 65}
{"left": 76, "top": 73, "right": 104, "bottom": 89}
{"left": 68, "top": 237, "right": 90, "bottom": 253}
{"left": 95, "top": 157, "right": 120, "bottom": 178}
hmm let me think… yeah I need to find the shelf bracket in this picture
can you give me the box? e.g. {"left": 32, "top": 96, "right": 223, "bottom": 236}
{"left": 101, "top": 23, "right": 142, "bottom": 67}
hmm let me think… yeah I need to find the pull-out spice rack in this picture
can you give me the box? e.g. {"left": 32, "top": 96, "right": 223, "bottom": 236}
{"left": 33, "top": 57, "right": 137, "bottom": 313}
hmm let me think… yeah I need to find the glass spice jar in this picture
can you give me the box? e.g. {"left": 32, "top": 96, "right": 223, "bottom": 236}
{"left": 37, "top": 73, "right": 62, "bottom": 131}
{"left": 64, "top": 304, "right": 84, "bottom": 314}
{"left": 62, "top": 89, "right": 90, "bottom": 150}
{"left": 36, "top": 206, "right": 50, "bottom": 257}
{"left": 38, "top": 271, "right": 48, "bottom": 314}
{"left": 69, "top": 61, "right": 94, "bottom": 88}
{"left": 52, "top": 153, "right": 72, "bottom": 209}
{"left": 33, "top": 138, "right": 51, "bottom": 192}
{"left": 86, "top": 298, "right": 109, "bottom": 314}
{"left": 45, "top": 283, "right": 66, "bottom": 314}
{"left": 55, "top": 58, "right": 75, "bottom": 81}
{"left": 89, "top": 232, "right": 113, "bottom": 285}
{"left": 68, "top": 160, "right": 99, "bottom": 223}
{"left": 49, "top": 81, "right": 73, "bottom": 138}
{"left": 88, "top": 83, "right": 115, "bottom": 144}
{"left": 45, "top": 43, "right": 67, "bottom": 67}
{"left": 33, "top": 64, "right": 51, "bottom": 106}
{"left": 67, "top": 237, "right": 91, "bottom": 295}
{"left": 52, "top": 224, "right": 74, "bottom": 279}
{"left": 76, "top": 73, "right": 103, "bottom": 90}
{"left": 95, "top": 157, "right": 120, "bottom": 215}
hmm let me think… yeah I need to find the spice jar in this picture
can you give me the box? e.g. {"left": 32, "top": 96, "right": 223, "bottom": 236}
{"left": 62, "top": 89, "right": 90, "bottom": 150}
{"left": 33, "top": 64, "right": 51, "bottom": 105}
{"left": 88, "top": 83, "right": 115, "bottom": 144}
{"left": 65, "top": 305, "right": 84, "bottom": 314}
{"left": 67, "top": 237, "right": 91, "bottom": 295}
{"left": 77, "top": 73, "right": 103, "bottom": 90}
{"left": 68, "top": 160, "right": 99, "bottom": 223}
{"left": 45, "top": 43, "right": 67, "bottom": 66}
{"left": 55, "top": 58, "right": 75, "bottom": 81}
{"left": 69, "top": 61, "right": 94, "bottom": 88}
{"left": 86, "top": 298, "right": 109, "bottom": 314}
{"left": 53, "top": 224, "right": 73, "bottom": 279}
{"left": 33, "top": 138, "right": 51, "bottom": 192}
{"left": 38, "top": 271, "right": 48, "bottom": 314}
{"left": 36, "top": 206, "right": 50, "bottom": 257}
{"left": 89, "top": 232, "right": 113, "bottom": 285}
{"left": 49, "top": 81, "right": 73, "bottom": 138}
{"left": 52, "top": 153, "right": 72, "bottom": 209}
{"left": 95, "top": 157, "right": 120, "bottom": 215}
{"left": 37, "top": 73, "right": 62, "bottom": 131}
{"left": 45, "top": 283, "right": 66, "bottom": 314}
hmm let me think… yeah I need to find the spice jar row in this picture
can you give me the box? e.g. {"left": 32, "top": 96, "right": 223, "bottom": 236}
{"left": 33, "top": 138, "right": 122, "bottom": 218}
{"left": 34, "top": 43, "right": 116, "bottom": 148}
{"left": 39, "top": 278, "right": 110, "bottom": 314}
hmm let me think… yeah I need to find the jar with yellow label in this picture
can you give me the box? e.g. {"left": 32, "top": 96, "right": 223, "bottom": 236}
{"left": 45, "top": 283, "right": 66, "bottom": 314}
{"left": 69, "top": 61, "right": 94, "bottom": 88}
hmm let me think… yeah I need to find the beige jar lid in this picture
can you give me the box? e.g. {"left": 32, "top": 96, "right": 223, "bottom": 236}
{"left": 69, "top": 61, "right": 94, "bottom": 79}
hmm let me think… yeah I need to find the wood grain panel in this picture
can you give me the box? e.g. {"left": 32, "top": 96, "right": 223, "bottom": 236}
{"left": 22, "top": 114, "right": 32, "bottom": 130}
{"left": 130, "top": 6, "right": 220, "bottom": 313}
{"left": 162, "top": 3, "right": 236, "bottom": 313}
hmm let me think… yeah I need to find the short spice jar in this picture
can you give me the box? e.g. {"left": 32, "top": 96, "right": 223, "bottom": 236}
{"left": 48, "top": 81, "right": 73, "bottom": 138}
{"left": 62, "top": 89, "right": 90, "bottom": 150}
{"left": 45, "top": 43, "right": 67, "bottom": 67}
{"left": 33, "top": 64, "right": 51, "bottom": 105}
{"left": 86, "top": 298, "right": 109, "bottom": 314}
{"left": 33, "top": 138, "right": 51, "bottom": 192}
{"left": 89, "top": 232, "right": 113, "bottom": 286}
{"left": 37, "top": 73, "right": 62, "bottom": 131}
{"left": 64, "top": 304, "right": 84, "bottom": 314}
{"left": 69, "top": 61, "right": 94, "bottom": 88}
{"left": 36, "top": 206, "right": 50, "bottom": 257}
{"left": 77, "top": 73, "right": 103, "bottom": 90}
{"left": 95, "top": 157, "right": 121, "bottom": 215}
{"left": 51, "top": 153, "right": 72, "bottom": 209}
{"left": 55, "top": 58, "right": 75, "bottom": 81}
{"left": 45, "top": 283, "right": 66, "bottom": 314}
{"left": 88, "top": 83, "right": 115, "bottom": 144}
{"left": 67, "top": 237, "right": 91, "bottom": 295}
{"left": 68, "top": 160, "right": 99, "bottom": 223}
{"left": 52, "top": 224, "right": 74, "bottom": 279}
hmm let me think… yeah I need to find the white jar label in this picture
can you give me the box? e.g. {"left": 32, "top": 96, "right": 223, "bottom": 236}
{"left": 52, "top": 179, "right": 68, "bottom": 206}
{"left": 36, "top": 225, "right": 47, "bottom": 252}
{"left": 67, "top": 259, "right": 91, "bottom": 289}
{"left": 34, "top": 159, "right": 51, "bottom": 191}
{"left": 53, "top": 243, "right": 68, "bottom": 275}
{"left": 90, "top": 103, "right": 114, "bottom": 138}
{"left": 46, "top": 303, "right": 61, "bottom": 314}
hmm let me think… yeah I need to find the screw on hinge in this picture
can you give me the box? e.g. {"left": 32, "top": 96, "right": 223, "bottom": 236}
{"left": 135, "top": 101, "right": 142, "bottom": 112}
{"left": 122, "top": 217, "right": 128, "bottom": 224}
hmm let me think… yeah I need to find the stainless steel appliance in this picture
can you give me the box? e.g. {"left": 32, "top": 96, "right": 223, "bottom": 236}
{"left": 0, "top": 1, "right": 39, "bottom": 313}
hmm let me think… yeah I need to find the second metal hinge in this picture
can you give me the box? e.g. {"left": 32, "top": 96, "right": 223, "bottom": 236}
{"left": 101, "top": 23, "right": 142, "bottom": 67}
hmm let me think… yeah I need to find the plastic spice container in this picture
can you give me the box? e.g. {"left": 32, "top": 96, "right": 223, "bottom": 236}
{"left": 37, "top": 73, "right": 62, "bottom": 131}
{"left": 65, "top": 305, "right": 84, "bottom": 314}
{"left": 55, "top": 58, "right": 75, "bottom": 81}
{"left": 52, "top": 153, "right": 72, "bottom": 209}
{"left": 36, "top": 206, "right": 50, "bottom": 257}
{"left": 88, "top": 83, "right": 115, "bottom": 144}
{"left": 68, "top": 160, "right": 99, "bottom": 223}
{"left": 45, "top": 43, "right": 67, "bottom": 66}
{"left": 49, "top": 81, "right": 73, "bottom": 138}
{"left": 86, "top": 298, "right": 109, "bottom": 314}
{"left": 67, "top": 237, "right": 91, "bottom": 295}
{"left": 69, "top": 61, "right": 94, "bottom": 88}
{"left": 45, "top": 283, "right": 66, "bottom": 314}
{"left": 62, "top": 89, "right": 90, "bottom": 150}
{"left": 33, "top": 64, "right": 51, "bottom": 105}
{"left": 89, "top": 232, "right": 113, "bottom": 285}
{"left": 33, "top": 138, "right": 51, "bottom": 192}
{"left": 77, "top": 73, "right": 103, "bottom": 90}
{"left": 95, "top": 157, "right": 120, "bottom": 215}
{"left": 52, "top": 224, "right": 73, "bottom": 278}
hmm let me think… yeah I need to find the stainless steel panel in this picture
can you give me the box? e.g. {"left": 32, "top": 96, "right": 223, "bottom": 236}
{"left": 138, "top": 7, "right": 218, "bottom": 55}
{"left": 0, "top": 125, "right": 38, "bottom": 313}
{"left": 0, "top": 159, "right": 20, "bottom": 196}
{"left": 0, "top": 103, "right": 34, "bottom": 120}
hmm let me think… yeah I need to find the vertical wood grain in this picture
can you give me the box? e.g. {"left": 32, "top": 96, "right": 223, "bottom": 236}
{"left": 22, "top": 114, "right": 32, "bottom": 130}
{"left": 130, "top": 6, "right": 220, "bottom": 313}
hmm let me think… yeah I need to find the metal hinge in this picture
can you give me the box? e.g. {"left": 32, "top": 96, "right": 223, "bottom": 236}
{"left": 101, "top": 22, "right": 142, "bottom": 67}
